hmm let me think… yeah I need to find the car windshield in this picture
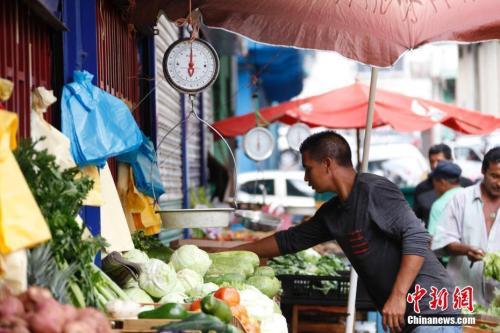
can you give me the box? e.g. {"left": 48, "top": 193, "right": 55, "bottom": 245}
{"left": 239, "top": 179, "right": 275, "bottom": 195}
{"left": 286, "top": 179, "right": 315, "bottom": 197}
{"left": 368, "top": 157, "right": 425, "bottom": 187}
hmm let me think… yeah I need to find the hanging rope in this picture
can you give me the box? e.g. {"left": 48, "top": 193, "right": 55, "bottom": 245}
{"left": 175, "top": 0, "right": 201, "bottom": 41}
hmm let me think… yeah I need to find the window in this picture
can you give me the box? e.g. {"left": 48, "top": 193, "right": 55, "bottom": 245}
{"left": 286, "top": 179, "right": 314, "bottom": 197}
{"left": 454, "top": 147, "right": 481, "bottom": 162}
{"left": 239, "top": 179, "right": 275, "bottom": 195}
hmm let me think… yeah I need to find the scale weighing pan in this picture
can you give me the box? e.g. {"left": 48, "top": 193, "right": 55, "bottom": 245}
{"left": 158, "top": 208, "right": 235, "bottom": 229}
{"left": 154, "top": 94, "right": 238, "bottom": 229}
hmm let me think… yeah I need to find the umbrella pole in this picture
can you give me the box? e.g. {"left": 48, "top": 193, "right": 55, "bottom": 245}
{"left": 345, "top": 67, "right": 379, "bottom": 333}
{"left": 356, "top": 129, "right": 361, "bottom": 169}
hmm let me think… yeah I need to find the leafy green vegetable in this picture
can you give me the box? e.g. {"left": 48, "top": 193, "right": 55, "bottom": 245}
{"left": 170, "top": 245, "right": 212, "bottom": 276}
{"left": 483, "top": 251, "right": 500, "bottom": 281}
{"left": 14, "top": 139, "right": 107, "bottom": 307}
{"left": 132, "top": 231, "right": 163, "bottom": 252}
{"left": 124, "top": 287, "right": 154, "bottom": 303}
{"left": 268, "top": 249, "right": 347, "bottom": 276}
{"left": 254, "top": 266, "right": 275, "bottom": 278}
{"left": 139, "top": 258, "right": 179, "bottom": 297}
{"left": 246, "top": 275, "right": 281, "bottom": 298}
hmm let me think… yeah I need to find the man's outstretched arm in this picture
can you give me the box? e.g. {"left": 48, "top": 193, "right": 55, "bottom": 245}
{"left": 232, "top": 234, "right": 281, "bottom": 258}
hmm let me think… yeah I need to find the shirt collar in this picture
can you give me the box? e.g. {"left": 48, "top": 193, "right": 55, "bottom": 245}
{"left": 472, "top": 182, "right": 482, "bottom": 202}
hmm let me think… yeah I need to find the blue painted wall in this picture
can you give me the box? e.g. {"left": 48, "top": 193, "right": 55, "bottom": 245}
{"left": 63, "top": 0, "right": 100, "bottom": 263}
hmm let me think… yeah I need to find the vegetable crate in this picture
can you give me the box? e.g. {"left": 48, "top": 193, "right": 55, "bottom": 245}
{"left": 277, "top": 272, "right": 351, "bottom": 305}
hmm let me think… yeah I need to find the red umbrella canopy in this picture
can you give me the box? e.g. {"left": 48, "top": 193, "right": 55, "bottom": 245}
{"left": 132, "top": 0, "right": 500, "bottom": 67}
{"left": 212, "top": 83, "right": 500, "bottom": 137}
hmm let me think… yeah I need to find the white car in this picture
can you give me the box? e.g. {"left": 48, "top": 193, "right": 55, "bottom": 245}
{"left": 356, "top": 143, "right": 428, "bottom": 187}
{"left": 236, "top": 170, "right": 316, "bottom": 215}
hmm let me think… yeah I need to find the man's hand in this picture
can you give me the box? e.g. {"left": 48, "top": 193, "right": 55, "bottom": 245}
{"left": 382, "top": 292, "right": 406, "bottom": 333}
{"left": 466, "top": 246, "right": 485, "bottom": 262}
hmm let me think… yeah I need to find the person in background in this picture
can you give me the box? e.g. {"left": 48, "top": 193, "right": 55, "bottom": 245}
{"left": 427, "top": 161, "right": 463, "bottom": 266}
{"left": 231, "top": 131, "right": 461, "bottom": 333}
{"left": 432, "top": 147, "right": 500, "bottom": 306}
{"left": 413, "top": 144, "right": 473, "bottom": 228}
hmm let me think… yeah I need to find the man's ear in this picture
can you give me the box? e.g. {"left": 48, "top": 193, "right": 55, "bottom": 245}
{"left": 324, "top": 157, "right": 335, "bottom": 172}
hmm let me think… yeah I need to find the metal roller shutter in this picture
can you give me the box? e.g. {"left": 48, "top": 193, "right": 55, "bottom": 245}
{"left": 155, "top": 14, "right": 183, "bottom": 210}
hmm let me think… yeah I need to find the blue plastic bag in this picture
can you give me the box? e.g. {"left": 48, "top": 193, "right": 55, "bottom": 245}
{"left": 61, "top": 70, "right": 143, "bottom": 167}
{"left": 117, "top": 133, "right": 165, "bottom": 198}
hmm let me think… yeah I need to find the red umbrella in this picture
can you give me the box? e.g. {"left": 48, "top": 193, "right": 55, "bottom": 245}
{"left": 212, "top": 83, "right": 500, "bottom": 137}
{"left": 132, "top": 0, "right": 500, "bottom": 67}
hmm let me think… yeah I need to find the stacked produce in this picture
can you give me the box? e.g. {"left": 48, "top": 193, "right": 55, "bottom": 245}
{"left": 268, "top": 248, "right": 348, "bottom": 296}
{"left": 0, "top": 287, "right": 112, "bottom": 333}
{"left": 100, "top": 244, "right": 287, "bottom": 332}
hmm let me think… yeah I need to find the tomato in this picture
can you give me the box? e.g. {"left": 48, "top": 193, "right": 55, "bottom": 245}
{"left": 190, "top": 299, "right": 202, "bottom": 311}
{"left": 214, "top": 287, "right": 240, "bottom": 306}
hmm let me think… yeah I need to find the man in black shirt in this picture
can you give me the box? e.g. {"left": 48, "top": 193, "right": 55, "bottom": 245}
{"left": 233, "top": 131, "right": 461, "bottom": 333}
{"left": 413, "top": 144, "right": 473, "bottom": 228}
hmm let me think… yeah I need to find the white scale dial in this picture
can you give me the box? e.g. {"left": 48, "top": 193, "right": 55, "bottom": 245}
{"left": 243, "top": 127, "right": 275, "bottom": 161}
{"left": 163, "top": 38, "right": 219, "bottom": 94}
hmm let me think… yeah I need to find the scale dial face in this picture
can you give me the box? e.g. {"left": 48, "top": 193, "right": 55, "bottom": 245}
{"left": 287, "top": 123, "right": 311, "bottom": 151}
{"left": 243, "top": 127, "right": 275, "bottom": 161}
{"left": 163, "top": 38, "right": 219, "bottom": 94}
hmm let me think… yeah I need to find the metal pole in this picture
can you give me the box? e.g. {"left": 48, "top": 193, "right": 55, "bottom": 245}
{"left": 345, "top": 66, "right": 379, "bottom": 333}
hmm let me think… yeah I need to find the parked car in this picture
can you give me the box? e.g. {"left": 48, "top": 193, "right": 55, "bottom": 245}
{"left": 236, "top": 170, "right": 316, "bottom": 215}
{"left": 356, "top": 143, "right": 428, "bottom": 188}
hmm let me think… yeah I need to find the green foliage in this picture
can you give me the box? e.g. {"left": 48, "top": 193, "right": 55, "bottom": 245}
{"left": 483, "top": 251, "right": 500, "bottom": 281}
{"left": 132, "top": 230, "right": 163, "bottom": 252}
{"left": 14, "top": 139, "right": 107, "bottom": 307}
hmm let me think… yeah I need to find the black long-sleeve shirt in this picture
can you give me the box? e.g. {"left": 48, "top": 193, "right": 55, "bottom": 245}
{"left": 413, "top": 176, "right": 473, "bottom": 227}
{"left": 275, "top": 173, "right": 459, "bottom": 332}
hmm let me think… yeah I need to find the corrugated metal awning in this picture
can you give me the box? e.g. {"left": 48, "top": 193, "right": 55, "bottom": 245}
{"left": 22, "top": 0, "right": 68, "bottom": 31}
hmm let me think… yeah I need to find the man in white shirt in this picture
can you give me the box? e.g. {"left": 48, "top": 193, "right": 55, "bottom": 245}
{"left": 432, "top": 147, "right": 500, "bottom": 306}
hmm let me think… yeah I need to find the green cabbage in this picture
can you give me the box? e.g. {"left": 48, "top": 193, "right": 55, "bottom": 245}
{"left": 190, "top": 282, "right": 219, "bottom": 298}
{"left": 209, "top": 251, "right": 260, "bottom": 268}
{"left": 170, "top": 245, "right": 212, "bottom": 276}
{"left": 124, "top": 287, "right": 154, "bottom": 303}
{"left": 176, "top": 269, "right": 203, "bottom": 294}
{"left": 204, "top": 273, "right": 247, "bottom": 285}
{"left": 246, "top": 275, "right": 281, "bottom": 298}
{"left": 139, "top": 258, "right": 179, "bottom": 298}
{"left": 206, "top": 260, "right": 255, "bottom": 277}
{"left": 254, "top": 266, "right": 275, "bottom": 278}
{"left": 159, "top": 292, "right": 188, "bottom": 304}
{"left": 123, "top": 249, "right": 150, "bottom": 266}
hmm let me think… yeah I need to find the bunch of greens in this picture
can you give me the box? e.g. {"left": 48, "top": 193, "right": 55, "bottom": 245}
{"left": 268, "top": 248, "right": 347, "bottom": 276}
{"left": 269, "top": 249, "right": 348, "bottom": 295}
{"left": 483, "top": 251, "right": 500, "bottom": 281}
{"left": 14, "top": 139, "right": 107, "bottom": 307}
{"left": 131, "top": 231, "right": 173, "bottom": 263}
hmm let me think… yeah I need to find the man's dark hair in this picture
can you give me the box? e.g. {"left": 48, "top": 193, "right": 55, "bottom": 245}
{"left": 482, "top": 146, "right": 500, "bottom": 173}
{"left": 299, "top": 130, "right": 352, "bottom": 167}
{"left": 428, "top": 144, "right": 452, "bottom": 159}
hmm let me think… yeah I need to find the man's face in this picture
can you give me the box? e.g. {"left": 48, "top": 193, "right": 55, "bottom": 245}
{"left": 429, "top": 152, "right": 447, "bottom": 171}
{"left": 432, "top": 178, "right": 446, "bottom": 196}
{"left": 482, "top": 162, "right": 500, "bottom": 198}
{"left": 302, "top": 151, "right": 331, "bottom": 193}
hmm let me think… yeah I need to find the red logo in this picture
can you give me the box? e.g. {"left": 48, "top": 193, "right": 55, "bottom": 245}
{"left": 407, "top": 284, "right": 427, "bottom": 313}
{"left": 452, "top": 286, "right": 474, "bottom": 312}
{"left": 407, "top": 285, "right": 474, "bottom": 313}
{"left": 429, "top": 287, "right": 449, "bottom": 311}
